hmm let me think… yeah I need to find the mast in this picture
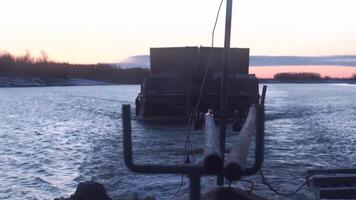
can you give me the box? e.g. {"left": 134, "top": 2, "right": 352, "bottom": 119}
{"left": 218, "top": 0, "right": 233, "bottom": 186}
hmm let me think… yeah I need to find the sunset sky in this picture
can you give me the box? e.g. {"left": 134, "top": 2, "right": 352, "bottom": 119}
{"left": 1, "top": 0, "right": 356, "bottom": 74}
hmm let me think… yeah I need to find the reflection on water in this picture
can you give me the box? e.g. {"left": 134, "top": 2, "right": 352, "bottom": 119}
{"left": 0, "top": 84, "right": 355, "bottom": 200}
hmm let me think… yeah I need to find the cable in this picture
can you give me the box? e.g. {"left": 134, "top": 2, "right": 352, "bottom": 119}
{"left": 260, "top": 169, "right": 308, "bottom": 198}
{"left": 194, "top": 0, "right": 224, "bottom": 114}
{"left": 239, "top": 179, "right": 255, "bottom": 193}
{"left": 183, "top": 0, "right": 224, "bottom": 163}
{"left": 185, "top": 0, "right": 224, "bottom": 167}
{"left": 173, "top": 1, "right": 225, "bottom": 198}
{"left": 172, "top": 175, "right": 185, "bottom": 197}
{"left": 173, "top": 113, "right": 195, "bottom": 198}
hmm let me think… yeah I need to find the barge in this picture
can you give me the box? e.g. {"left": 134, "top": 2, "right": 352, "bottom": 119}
{"left": 135, "top": 46, "right": 259, "bottom": 127}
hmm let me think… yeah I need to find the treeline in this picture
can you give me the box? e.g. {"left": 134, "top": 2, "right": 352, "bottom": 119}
{"left": 352, "top": 74, "right": 356, "bottom": 80}
{"left": 2, "top": 52, "right": 355, "bottom": 84}
{"left": 0, "top": 52, "right": 149, "bottom": 84}
{"left": 273, "top": 72, "right": 356, "bottom": 81}
{"left": 273, "top": 72, "right": 322, "bottom": 81}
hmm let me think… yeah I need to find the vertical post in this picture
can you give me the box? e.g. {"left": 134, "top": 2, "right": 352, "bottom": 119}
{"left": 189, "top": 175, "right": 201, "bottom": 200}
{"left": 255, "top": 104, "right": 265, "bottom": 171}
{"left": 218, "top": 0, "right": 233, "bottom": 186}
{"left": 261, "top": 85, "right": 267, "bottom": 106}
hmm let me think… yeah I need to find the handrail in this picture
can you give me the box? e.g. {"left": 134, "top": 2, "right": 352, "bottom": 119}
{"left": 123, "top": 104, "right": 205, "bottom": 175}
{"left": 122, "top": 104, "right": 204, "bottom": 200}
{"left": 122, "top": 86, "right": 267, "bottom": 199}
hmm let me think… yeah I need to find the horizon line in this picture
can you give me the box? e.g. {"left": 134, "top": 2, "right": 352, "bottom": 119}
{"left": 119, "top": 54, "right": 356, "bottom": 67}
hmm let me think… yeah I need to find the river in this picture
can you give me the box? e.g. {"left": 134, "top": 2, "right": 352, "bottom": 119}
{"left": 0, "top": 84, "right": 355, "bottom": 200}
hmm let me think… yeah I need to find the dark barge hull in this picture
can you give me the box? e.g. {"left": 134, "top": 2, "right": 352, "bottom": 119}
{"left": 136, "top": 47, "right": 259, "bottom": 124}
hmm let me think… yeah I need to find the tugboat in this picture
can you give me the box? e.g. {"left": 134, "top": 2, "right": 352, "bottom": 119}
{"left": 135, "top": 46, "right": 259, "bottom": 128}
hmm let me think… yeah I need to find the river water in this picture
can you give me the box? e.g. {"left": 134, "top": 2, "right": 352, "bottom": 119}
{"left": 0, "top": 84, "right": 355, "bottom": 200}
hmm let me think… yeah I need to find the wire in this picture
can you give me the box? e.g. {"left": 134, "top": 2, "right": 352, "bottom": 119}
{"left": 173, "top": 113, "right": 195, "bottom": 198}
{"left": 183, "top": 0, "right": 224, "bottom": 164}
{"left": 260, "top": 169, "right": 308, "bottom": 198}
{"left": 194, "top": 0, "right": 224, "bottom": 113}
{"left": 173, "top": 1, "right": 225, "bottom": 197}
{"left": 239, "top": 179, "right": 255, "bottom": 193}
{"left": 172, "top": 175, "right": 185, "bottom": 197}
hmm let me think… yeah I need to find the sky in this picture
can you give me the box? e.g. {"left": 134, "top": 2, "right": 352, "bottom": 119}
{"left": 1, "top": 0, "right": 356, "bottom": 64}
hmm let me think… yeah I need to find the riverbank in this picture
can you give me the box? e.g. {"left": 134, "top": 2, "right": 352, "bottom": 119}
{"left": 1, "top": 76, "right": 355, "bottom": 87}
{"left": 0, "top": 76, "right": 110, "bottom": 87}
{"left": 0, "top": 52, "right": 150, "bottom": 86}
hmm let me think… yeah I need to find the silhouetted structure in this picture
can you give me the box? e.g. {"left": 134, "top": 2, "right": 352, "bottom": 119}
{"left": 136, "top": 47, "right": 259, "bottom": 124}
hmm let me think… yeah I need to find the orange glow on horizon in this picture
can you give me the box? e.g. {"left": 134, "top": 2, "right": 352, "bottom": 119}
{"left": 250, "top": 66, "right": 356, "bottom": 79}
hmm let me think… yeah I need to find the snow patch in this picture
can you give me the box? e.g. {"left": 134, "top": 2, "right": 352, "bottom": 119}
{"left": 0, "top": 76, "right": 109, "bottom": 87}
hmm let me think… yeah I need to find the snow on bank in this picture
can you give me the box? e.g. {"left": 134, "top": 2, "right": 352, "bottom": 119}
{"left": 0, "top": 76, "right": 109, "bottom": 87}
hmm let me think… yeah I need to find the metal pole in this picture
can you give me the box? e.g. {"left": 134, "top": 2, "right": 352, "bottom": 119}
{"left": 189, "top": 175, "right": 201, "bottom": 200}
{"left": 260, "top": 85, "right": 267, "bottom": 106}
{"left": 218, "top": 0, "right": 233, "bottom": 186}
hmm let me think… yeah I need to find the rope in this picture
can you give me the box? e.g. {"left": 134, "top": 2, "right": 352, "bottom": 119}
{"left": 195, "top": 0, "right": 224, "bottom": 114}
{"left": 240, "top": 179, "right": 255, "bottom": 193}
{"left": 172, "top": 114, "right": 195, "bottom": 198}
{"left": 260, "top": 169, "right": 309, "bottom": 198}
{"left": 173, "top": 0, "right": 224, "bottom": 197}
{"left": 184, "top": 0, "right": 224, "bottom": 158}
{"left": 228, "top": 171, "right": 308, "bottom": 198}
{"left": 173, "top": 175, "right": 185, "bottom": 197}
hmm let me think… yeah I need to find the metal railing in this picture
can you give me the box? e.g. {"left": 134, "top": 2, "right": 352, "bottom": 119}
{"left": 121, "top": 85, "right": 267, "bottom": 200}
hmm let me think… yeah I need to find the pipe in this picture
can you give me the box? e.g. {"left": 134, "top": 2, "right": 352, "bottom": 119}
{"left": 224, "top": 105, "right": 257, "bottom": 180}
{"left": 244, "top": 104, "right": 265, "bottom": 176}
{"left": 122, "top": 104, "right": 205, "bottom": 175}
{"left": 203, "top": 112, "right": 223, "bottom": 174}
{"left": 244, "top": 86, "right": 266, "bottom": 175}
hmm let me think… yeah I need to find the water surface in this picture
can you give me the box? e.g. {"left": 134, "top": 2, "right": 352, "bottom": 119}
{"left": 0, "top": 84, "right": 355, "bottom": 200}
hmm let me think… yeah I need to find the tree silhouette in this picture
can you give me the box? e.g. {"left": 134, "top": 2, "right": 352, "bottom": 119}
{"left": 0, "top": 51, "right": 149, "bottom": 84}
{"left": 274, "top": 72, "right": 322, "bottom": 81}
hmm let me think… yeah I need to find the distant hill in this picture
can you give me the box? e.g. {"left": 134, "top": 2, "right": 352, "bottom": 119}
{"left": 251, "top": 55, "right": 356, "bottom": 67}
{"left": 116, "top": 55, "right": 356, "bottom": 68}
{"left": 115, "top": 55, "right": 150, "bottom": 69}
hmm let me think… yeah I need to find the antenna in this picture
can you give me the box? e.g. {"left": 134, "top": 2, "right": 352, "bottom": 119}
{"left": 218, "top": 0, "right": 233, "bottom": 186}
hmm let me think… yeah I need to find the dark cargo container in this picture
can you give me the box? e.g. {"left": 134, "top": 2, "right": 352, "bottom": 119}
{"left": 136, "top": 46, "right": 259, "bottom": 125}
